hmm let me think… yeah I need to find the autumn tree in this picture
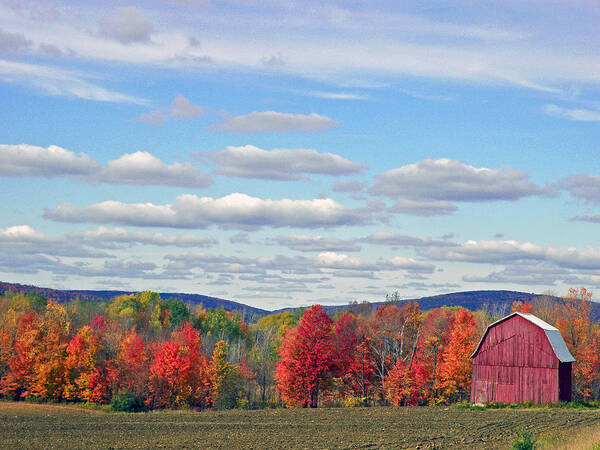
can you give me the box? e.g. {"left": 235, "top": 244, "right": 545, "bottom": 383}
{"left": 274, "top": 305, "right": 335, "bottom": 408}
{"left": 414, "top": 307, "right": 455, "bottom": 399}
{"left": 146, "top": 322, "right": 211, "bottom": 409}
{"left": 555, "top": 288, "right": 600, "bottom": 400}
{"left": 366, "top": 302, "right": 422, "bottom": 401}
{"left": 384, "top": 358, "right": 429, "bottom": 406}
{"left": 437, "top": 308, "right": 477, "bottom": 403}
{"left": 332, "top": 313, "right": 374, "bottom": 402}
{"left": 209, "top": 340, "right": 244, "bottom": 409}
{"left": 510, "top": 300, "right": 534, "bottom": 314}
{"left": 115, "top": 327, "right": 149, "bottom": 401}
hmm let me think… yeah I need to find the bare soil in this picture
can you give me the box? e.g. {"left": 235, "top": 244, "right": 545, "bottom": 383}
{"left": 1, "top": 402, "right": 599, "bottom": 449}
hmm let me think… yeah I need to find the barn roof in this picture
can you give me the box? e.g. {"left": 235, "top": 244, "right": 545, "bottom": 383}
{"left": 471, "top": 312, "right": 576, "bottom": 362}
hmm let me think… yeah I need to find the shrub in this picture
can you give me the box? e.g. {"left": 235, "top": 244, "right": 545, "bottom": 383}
{"left": 110, "top": 391, "right": 145, "bottom": 412}
{"left": 343, "top": 395, "right": 365, "bottom": 408}
{"left": 512, "top": 427, "right": 537, "bottom": 450}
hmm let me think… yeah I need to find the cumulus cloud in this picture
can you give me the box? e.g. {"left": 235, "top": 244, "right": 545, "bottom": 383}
{"left": 209, "top": 111, "right": 339, "bottom": 133}
{"left": 97, "top": 151, "right": 212, "bottom": 187}
{"left": 272, "top": 234, "right": 361, "bottom": 252}
{"left": 207, "top": 145, "right": 363, "bottom": 180}
{"left": 137, "top": 95, "right": 206, "bottom": 124}
{"left": 386, "top": 256, "right": 436, "bottom": 273}
{"left": 370, "top": 158, "right": 549, "bottom": 215}
{"left": 0, "top": 225, "right": 107, "bottom": 258}
{"left": 562, "top": 174, "right": 600, "bottom": 203}
{"left": 371, "top": 158, "right": 548, "bottom": 201}
{"left": 45, "top": 193, "right": 370, "bottom": 229}
{"left": 0, "top": 145, "right": 212, "bottom": 188}
{"left": 0, "top": 28, "right": 31, "bottom": 54}
{"left": 544, "top": 104, "right": 600, "bottom": 122}
{"left": 99, "top": 7, "right": 154, "bottom": 44}
{"left": 0, "top": 144, "right": 100, "bottom": 177}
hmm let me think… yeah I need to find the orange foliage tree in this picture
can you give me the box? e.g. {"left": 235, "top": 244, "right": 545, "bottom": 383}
{"left": 437, "top": 308, "right": 477, "bottom": 403}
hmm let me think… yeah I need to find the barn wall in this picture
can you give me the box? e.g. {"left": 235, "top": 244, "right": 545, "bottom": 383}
{"left": 471, "top": 365, "right": 559, "bottom": 404}
{"left": 471, "top": 315, "right": 561, "bottom": 404}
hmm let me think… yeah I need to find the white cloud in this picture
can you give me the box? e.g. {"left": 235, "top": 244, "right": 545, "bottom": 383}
{"left": 209, "top": 111, "right": 339, "bottom": 133}
{"left": 420, "top": 239, "right": 600, "bottom": 271}
{"left": 370, "top": 158, "right": 550, "bottom": 215}
{"left": 70, "top": 226, "right": 217, "bottom": 248}
{"left": 388, "top": 199, "right": 457, "bottom": 217}
{"left": 207, "top": 145, "right": 363, "bottom": 180}
{"left": 2, "top": 2, "right": 600, "bottom": 94}
{"left": 99, "top": 7, "right": 154, "bottom": 44}
{"left": 0, "top": 225, "right": 47, "bottom": 241}
{"left": 0, "top": 145, "right": 212, "bottom": 188}
{"left": 45, "top": 193, "right": 370, "bottom": 229}
{"left": 361, "top": 232, "right": 453, "bottom": 248}
{"left": 544, "top": 104, "right": 600, "bottom": 122}
{"left": 272, "top": 234, "right": 361, "bottom": 252}
{"left": 0, "top": 225, "right": 106, "bottom": 258}
{"left": 98, "top": 151, "right": 212, "bottom": 188}
{"left": 0, "top": 144, "right": 99, "bottom": 177}
{"left": 0, "top": 59, "right": 147, "bottom": 104}
{"left": 386, "top": 256, "right": 436, "bottom": 274}
{"left": 137, "top": 94, "right": 206, "bottom": 124}
{"left": 304, "top": 90, "right": 367, "bottom": 100}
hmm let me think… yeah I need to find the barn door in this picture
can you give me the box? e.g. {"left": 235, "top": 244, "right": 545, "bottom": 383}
{"left": 558, "top": 362, "right": 572, "bottom": 402}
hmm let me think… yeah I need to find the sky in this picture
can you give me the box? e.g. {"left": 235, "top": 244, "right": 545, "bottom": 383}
{"left": 1, "top": 0, "right": 600, "bottom": 310}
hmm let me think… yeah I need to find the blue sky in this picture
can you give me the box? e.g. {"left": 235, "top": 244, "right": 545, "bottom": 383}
{"left": 1, "top": 0, "right": 600, "bottom": 309}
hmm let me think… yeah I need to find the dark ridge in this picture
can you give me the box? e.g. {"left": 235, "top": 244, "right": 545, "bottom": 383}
{"left": 0, "top": 281, "right": 268, "bottom": 319}
{"left": 1, "top": 282, "right": 598, "bottom": 323}
{"left": 273, "top": 290, "right": 600, "bottom": 323}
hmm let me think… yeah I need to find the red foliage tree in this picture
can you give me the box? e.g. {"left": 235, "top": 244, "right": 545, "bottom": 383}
{"left": 333, "top": 313, "right": 374, "bottom": 401}
{"left": 274, "top": 305, "right": 335, "bottom": 408}
{"left": 115, "top": 328, "right": 148, "bottom": 400}
{"left": 146, "top": 322, "right": 211, "bottom": 409}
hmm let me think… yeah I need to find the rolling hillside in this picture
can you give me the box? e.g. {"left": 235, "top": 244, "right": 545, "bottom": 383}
{"left": 1, "top": 281, "right": 598, "bottom": 322}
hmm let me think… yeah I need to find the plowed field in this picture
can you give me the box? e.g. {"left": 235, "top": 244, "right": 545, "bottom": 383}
{"left": 1, "top": 402, "right": 599, "bottom": 449}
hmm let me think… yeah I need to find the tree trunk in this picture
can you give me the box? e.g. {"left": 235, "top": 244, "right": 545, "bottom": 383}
{"left": 310, "top": 387, "right": 318, "bottom": 408}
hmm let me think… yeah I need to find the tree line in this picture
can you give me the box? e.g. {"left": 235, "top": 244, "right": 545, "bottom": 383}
{"left": 0, "top": 287, "right": 598, "bottom": 410}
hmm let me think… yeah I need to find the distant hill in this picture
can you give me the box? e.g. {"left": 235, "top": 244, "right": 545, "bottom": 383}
{"left": 1, "top": 282, "right": 598, "bottom": 323}
{"left": 274, "top": 290, "right": 600, "bottom": 323}
{"left": 0, "top": 281, "right": 268, "bottom": 320}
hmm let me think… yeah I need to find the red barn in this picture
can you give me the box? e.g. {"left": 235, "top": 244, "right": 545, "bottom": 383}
{"left": 470, "top": 312, "right": 575, "bottom": 404}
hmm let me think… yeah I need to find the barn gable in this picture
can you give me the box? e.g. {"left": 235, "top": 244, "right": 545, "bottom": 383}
{"left": 471, "top": 312, "right": 575, "bottom": 404}
{"left": 471, "top": 312, "right": 575, "bottom": 363}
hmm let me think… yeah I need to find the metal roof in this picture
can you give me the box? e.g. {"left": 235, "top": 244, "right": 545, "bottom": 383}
{"left": 470, "top": 311, "right": 576, "bottom": 363}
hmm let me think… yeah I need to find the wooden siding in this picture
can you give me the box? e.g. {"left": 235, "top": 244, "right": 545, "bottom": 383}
{"left": 471, "top": 315, "right": 568, "bottom": 404}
